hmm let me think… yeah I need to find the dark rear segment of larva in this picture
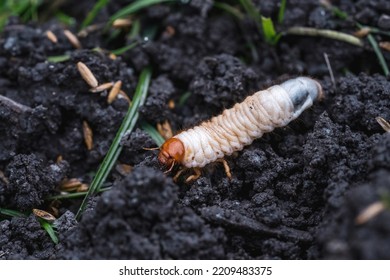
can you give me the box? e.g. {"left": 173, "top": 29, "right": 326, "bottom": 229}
{"left": 159, "top": 77, "right": 323, "bottom": 169}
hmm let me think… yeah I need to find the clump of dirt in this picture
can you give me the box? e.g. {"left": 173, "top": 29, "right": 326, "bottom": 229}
{"left": 1, "top": 0, "right": 389, "bottom": 260}
{"left": 60, "top": 166, "right": 225, "bottom": 259}
{"left": 3, "top": 154, "right": 68, "bottom": 211}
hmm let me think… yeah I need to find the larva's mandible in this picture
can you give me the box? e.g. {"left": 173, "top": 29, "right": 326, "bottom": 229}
{"left": 158, "top": 77, "right": 323, "bottom": 170}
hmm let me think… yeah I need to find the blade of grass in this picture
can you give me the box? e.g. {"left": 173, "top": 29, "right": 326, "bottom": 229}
{"left": 366, "top": 33, "right": 390, "bottom": 76}
{"left": 213, "top": 2, "right": 244, "bottom": 20}
{"left": 129, "top": 18, "right": 141, "bottom": 39}
{"left": 39, "top": 220, "right": 59, "bottom": 244}
{"left": 55, "top": 11, "right": 76, "bottom": 26}
{"left": 47, "top": 54, "right": 71, "bottom": 63}
{"left": 238, "top": 0, "right": 263, "bottom": 34}
{"left": 76, "top": 67, "right": 152, "bottom": 220}
{"left": 81, "top": 0, "right": 109, "bottom": 29}
{"left": 110, "top": 41, "right": 139, "bottom": 55}
{"left": 48, "top": 187, "right": 112, "bottom": 200}
{"left": 278, "top": 0, "right": 287, "bottom": 24}
{"left": 238, "top": 0, "right": 261, "bottom": 23}
{"left": 178, "top": 91, "right": 191, "bottom": 107}
{"left": 141, "top": 122, "right": 165, "bottom": 146}
{"left": 0, "top": 208, "right": 25, "bottom": 218}
{"left": 356, "top": 23, "right": 390, "bottom": 76}
{"left": 261, "top": 16, "right": 282, "bottom": 45}
{"left": 109, "top": 0, "right": 175, "bottom": 24}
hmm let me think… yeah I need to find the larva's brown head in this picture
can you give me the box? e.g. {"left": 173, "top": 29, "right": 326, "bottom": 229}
{"left": 158, "top": 138, "right": 185, "bottom": 169}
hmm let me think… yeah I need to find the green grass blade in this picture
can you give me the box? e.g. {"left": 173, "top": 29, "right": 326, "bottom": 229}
{"left": 109, "top": 0, "right": 175, "bottom": 24}
{"left": 278, "top": 0, "right": 287, "bottom": 24}
{"left": 178, "top": 91, "right": 191, "bottom": 107}
{"left": 76, "top": 67, "right": 152, "bottom": 220}
{"left": 129, "top": 18, "right": 141, "bottom": 39}
{"left": 367, "top": 33, "right": 390, "bottom": 76}
{"left": 0, "top": 208, "right": 25, "bottom": 218}
{"left": 81, "top": 0, "right": 109, "bottom": 29}
{"left": 356, "top": 23, "right": 389, "bottom": 76}
{"left": 213, "top": 2, "right": 244, "bottom": 20}
{"left": 238, "top": 0, "right": 261, "bottom": 23}
{"left": 39, "top": 220, "right": 59, "bottom": 244}
{"left": 111, "top": 42, "right": 139, "bottom": 55}
{"left": 141, "top": 122, "right": 165, "bottom": 146}
{"left": 47, "top": 54, "right": 71, "bottom": 63}
{"left": 331, "top": 6, "right": 348, "bottom": 20}
{"left": 55, "top": 11, "right": 76, "bottom": 26}
{"left": 261, "top": 16, "right": 281, "bottom": 45}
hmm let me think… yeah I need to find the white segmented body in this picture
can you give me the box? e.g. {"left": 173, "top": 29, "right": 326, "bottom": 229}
{"left": 174, "top": 77, "right": 322, "bottom": 168}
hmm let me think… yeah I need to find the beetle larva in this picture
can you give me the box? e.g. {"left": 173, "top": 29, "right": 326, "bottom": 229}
{"left": 158, "top": 77, "right": 323, "bottom": 172}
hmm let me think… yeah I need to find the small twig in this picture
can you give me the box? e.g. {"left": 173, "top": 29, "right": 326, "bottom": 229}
{"left": 323, "top": 52, "right": 336, "bottom": 91}
{"left": 285, "top": 27, "right": 364, "bottom": 47}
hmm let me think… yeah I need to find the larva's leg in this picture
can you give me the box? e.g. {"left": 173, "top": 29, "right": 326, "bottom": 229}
{"left": 185, "top": 168, "right": 202, "bottom": 183}
{"left": 173, "top": 167, "right": 187, "bottom": 182}
{"left": 217, "top": 158, "right": 232, "bottom": 179}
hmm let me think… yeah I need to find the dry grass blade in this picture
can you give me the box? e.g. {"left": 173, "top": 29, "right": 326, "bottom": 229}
{"left": 77, "top": 62, "right": 98, "bottom": 88}
{"left": 83, "top": 121, "right": 94, "bottom": 150}
{"left": 323, "top": 52, "right": 336, "bottom": 91}
{"left": 63, "top": 29, "right": 82, "bottom": 49}
{"left": 355, "top": 201, "right": 385, "bottom": 225}
{"left": 286, "top": 27, "right": 364, "bottom": 47}
{"left": 46, "top": 30, "right": 58, "bottom": 43}
{"left": 107, "top": 80, "right": 122, "bottom": 104}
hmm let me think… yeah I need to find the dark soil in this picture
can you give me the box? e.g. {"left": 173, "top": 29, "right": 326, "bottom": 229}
{"left": 0, "top": 0, "right": 389, "bottom": 259}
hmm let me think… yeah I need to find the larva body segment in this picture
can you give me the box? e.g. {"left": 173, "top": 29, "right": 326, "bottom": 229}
{"left": 159, "top": 77, "right": 322, "bottom": 169}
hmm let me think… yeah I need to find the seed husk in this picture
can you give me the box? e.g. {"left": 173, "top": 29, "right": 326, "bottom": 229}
{"left": 355, "top": 201, "right": 386, "bottom": 225}
{"left": 77, "top": 183, "right": 89, "bottom": 192}
{"left": 376, "top": 116, "right": 390, "bottom": 132}
{"left": 89, "top": 82, "right": 114, "bottom": 93}
{"left": 379, "top": 41, "right": 390, "bottom": 53}
{"left": 112, "top": 18, "right": 132, "bottom": 28}
{"left": 117, "top": 90, "right": 131, "bottom": 105}
{"left": 83, "top": 121, "right": 94, "bottom": 150}
{"left": 168, "top": 99, "right": 175, "bottom": 109}
{"left": 107, "top": 81, "right": 122, "bottom": 104}
{"left": 353, "top": 27, "right": 371, "bottom": 38}
{"left": 0, "top": 170, "right": 9, "bottom": 185}
{"left": 157, "top": 120, "right": 173, "bottom": 140}
{"left": 33, "top": 209, "right": 56, "bottom": 222}
{"left": 46, "top": 30, "right": 58, "bottom": 43}
{"left": 77, "top": 62, "right": 98, "bottom": 88}
{"left": 60, "top": 178, "right": 83, "bottom": 191}
{"left": 116, "top": 163, "right": 133, "bottom": 176}
{"left": 63, "top": 29, "right": 82, "bottom": 49}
